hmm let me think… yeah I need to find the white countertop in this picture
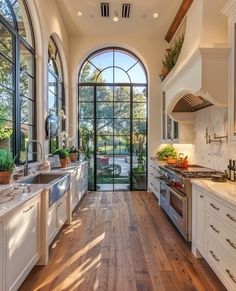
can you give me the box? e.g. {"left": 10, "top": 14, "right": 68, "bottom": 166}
{"left": 191, "top": 179, "right": 236, "bottom": 207}
{"left": 0, "top": 184, "right": 43, "bottom": 218}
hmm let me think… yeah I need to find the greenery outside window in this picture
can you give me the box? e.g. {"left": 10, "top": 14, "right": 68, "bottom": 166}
{"left": 0, "top": 0, "right": 35, "bottom": 164}
{"left": 47, "top": 37, "right": 65, "bottom": 153}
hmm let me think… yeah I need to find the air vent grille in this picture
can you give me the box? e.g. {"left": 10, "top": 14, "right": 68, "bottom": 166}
{"left": 173, "top": 94, "right": 212, "bottom": 112}
{"left": 122, "top": 4, "right": 131, "bottom": 18}
{"left": 101, "top": 3, "right": 109, "bottom": 17}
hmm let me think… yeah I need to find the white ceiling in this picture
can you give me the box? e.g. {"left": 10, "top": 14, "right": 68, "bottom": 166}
{"left": 56, "top": 0, "right": 183, "bottom": 38}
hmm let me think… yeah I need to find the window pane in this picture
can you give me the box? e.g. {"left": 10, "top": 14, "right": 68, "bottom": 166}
{"left": 79, "top": 102, "right": 94, "bottom": 119}
{"left": 20, "top": 72, "right": 33, "bottom": 99}
{"left": 114, "top": 136, "right": 130, "bottom": 154}
{"left": 114, "top": 68, "right": 130, "bottom": 83}
{"left": 0, "top": 119, "right": 13, "bottom": 151}
{"left": 79, "top": 119, "right": 94, "bottom": 134}
{"left": 90, "top": 50, "right": 113, "bottom": 71}
{"left": 79, "top": 86, "right": 94, "bottom": 101}
{"left": 20, "top": 124, "right": 34, "bottom": 162}
{"left": 96, "top": 136, "right": 113, "bottom": 155}
{"left": 48, "top": 91, "right": 57, "bottom": 113}
{"left": 0, "top": 86, "right": 13, "bottom": 120}
{"left": 133, "top": 87, "right": 147, "bottom": 102}
{"left": 97, "top": 119, "right": 113, "bottom": 135}
{"left": 114, "top": 86, "right": 130, "bottom": 101}
{"left": 20, "top": 96, "right": 34, "bottom": 124}
{"left": 96, "top": 86, "right": 113, "bottom": 101}
{"left": 128, "top": 63, "right": 146, "bottom": 83}
{"left": 20, "top": 42, "right": 34, "bottom": 76}
{"left": 114, "top": 51, "right": 136, "bottom": 71}
{"left": 97, "top": 102, "right": 113, "bottom": 119}
{"left": 133, "top": 120, "right": 146, "bottom": 134}
{"left": 114, "top": 102, "right": 130, "bottom": 118}
{"left": 13, "top": 0, "right": 33, "bottom": 46}
{"left": 0, "top": 0, "right": 14, "bottom": 25}
{"left": 0, "top": 25, "right": 13, "bottom": 60}
{"left": 99, "top": 67, "right": 113, "bottom": 83}
{"left": 48, "top": 71, "right": 57, "bottom": 94}
{"left": 79, "top": 62, "right": 99, "bottom": 83}
{"left": 133, "top": 103, "right": 146, "bottom": 119}
{"left": 0, "top": 55, "right": 13, "bottom": 88}
{"left": 114, "top": 119, "right": 130, "bottom": 135}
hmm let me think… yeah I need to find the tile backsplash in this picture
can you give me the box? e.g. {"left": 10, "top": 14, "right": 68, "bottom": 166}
{"left": 194, "top": 106, "right": 228, "bottom": 172}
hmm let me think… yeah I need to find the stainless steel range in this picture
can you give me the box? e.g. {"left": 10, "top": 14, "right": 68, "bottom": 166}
{"left": 158, "top": 165, "right": 222, "bottom": 241}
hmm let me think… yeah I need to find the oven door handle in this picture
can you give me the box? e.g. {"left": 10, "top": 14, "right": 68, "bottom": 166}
{"left": 166, "top": 185, "right": 186, "bottom": 202}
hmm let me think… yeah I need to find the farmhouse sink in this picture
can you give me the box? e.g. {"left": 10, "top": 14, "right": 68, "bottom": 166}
{"left": 20, "top": 173, "right": 71, "bottom": 207}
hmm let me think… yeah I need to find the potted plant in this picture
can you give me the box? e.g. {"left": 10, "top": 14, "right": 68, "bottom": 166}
{"left": 0, "top": 149, "right": 15, "bottom": 184}
{"left": 53, "top": 148, "right": 69, "bottom": 168}
{"left": 133, "top": 134, "right": 146, "bottom": 190}
{"left": 69, "top": 146, "right": 80, "bottom": 162}
{"left": 156, "top": 145, "right": 177, "bottom": 162}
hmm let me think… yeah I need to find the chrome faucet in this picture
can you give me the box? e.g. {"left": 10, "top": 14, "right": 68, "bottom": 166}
{"left": 24, "top": 140, "right": 43, "bottom": 176}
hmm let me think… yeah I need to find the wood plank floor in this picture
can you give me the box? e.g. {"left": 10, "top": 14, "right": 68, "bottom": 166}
{"left": 20, "top": 191, "right": 226, "bottom": 291}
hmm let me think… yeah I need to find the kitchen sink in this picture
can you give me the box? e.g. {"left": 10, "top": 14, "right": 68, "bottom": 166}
{"left": 20, "top": 173, "right": 71, "bottom": 207}
{"left": 20, "top": 173, "right": 66, "bottom": 184}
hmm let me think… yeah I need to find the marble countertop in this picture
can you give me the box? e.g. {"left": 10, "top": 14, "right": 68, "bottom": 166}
{"left": 0, "top": 162, "right": 87, "bottom": 219}
{"left": 0, "top": 184, "right": 43, "bottom": 218}
{"left": 191, "top": 179, "right": 236, "bottom": 207}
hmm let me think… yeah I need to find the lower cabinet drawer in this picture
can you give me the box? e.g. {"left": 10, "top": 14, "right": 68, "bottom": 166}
{"left": 206, "top": 234, "right": 236, "bottom": 290}
{"left": 206, "top": 212, "right": 236, "bottom": 260}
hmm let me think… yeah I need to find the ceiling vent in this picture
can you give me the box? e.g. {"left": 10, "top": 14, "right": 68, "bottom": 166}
{"left": 101, "top": 3, "right": 109, "bottom": 17}
{"left": 122, "top": 4, "right": 131, "bottom": 18}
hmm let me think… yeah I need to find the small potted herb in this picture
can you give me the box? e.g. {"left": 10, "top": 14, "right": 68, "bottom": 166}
{"left": 156, "top": 145, "right": 177, "bottom": 162}
{"left": 69, "top": 146, "right": 80, "bottom": 162}
{"left": 53, "top": 148, "right": 69, "bottom": 168}
{"left": 0, "top": 149, "right": 15, "bottom": 184}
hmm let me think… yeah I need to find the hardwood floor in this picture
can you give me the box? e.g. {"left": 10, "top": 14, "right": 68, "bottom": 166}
{"left": 20, "top": 191, "right": 226, "bottom": 291}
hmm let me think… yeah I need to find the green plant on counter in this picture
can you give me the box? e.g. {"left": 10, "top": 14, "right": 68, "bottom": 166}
{"left": 53, "top": 148, "right": 69, "bottom": 159}
{"left": 0, "top": 149, "right": 15, "bottom": 172}
{"left": 162, "top": 34, "right": 184, "bottom": 74}
{"left": 156, "top": 145, "right": 177, "bottom": 161}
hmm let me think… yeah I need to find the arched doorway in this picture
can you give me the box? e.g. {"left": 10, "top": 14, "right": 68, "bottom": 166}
{"left": 78, "top": 47, "right": 148, "bottom": 191}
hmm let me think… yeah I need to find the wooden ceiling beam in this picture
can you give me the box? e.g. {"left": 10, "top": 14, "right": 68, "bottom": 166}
{"left": 165, "top": 0, "right": 193, "bottom": 43}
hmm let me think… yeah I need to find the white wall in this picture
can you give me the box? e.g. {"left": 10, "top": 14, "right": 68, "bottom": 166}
{"left": 68, "top": 35, "right": 167, "bottom": 158}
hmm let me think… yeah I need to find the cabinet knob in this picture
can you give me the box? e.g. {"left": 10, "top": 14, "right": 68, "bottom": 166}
{"left": 200, "top": 195, "right": 204, "bottom": 198}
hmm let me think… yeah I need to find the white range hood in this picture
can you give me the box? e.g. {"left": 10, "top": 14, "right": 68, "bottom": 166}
{"left": 161, "top": 0, "right": 230, "bottom": 123}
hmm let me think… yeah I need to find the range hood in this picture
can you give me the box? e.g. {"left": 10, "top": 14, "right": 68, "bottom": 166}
{"left": 161, "top": 0, "right": 229, "bottom": 123}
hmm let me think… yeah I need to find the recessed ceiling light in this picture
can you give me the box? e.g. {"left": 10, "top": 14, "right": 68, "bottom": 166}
{"left": 153, "top": 12, "right": 159, "bottom": 19}
{"left": 76, "top": 11, "right": 83, "bottom": 17}
{"left": 113, "top": 16, "right": 119, "bottom": 22}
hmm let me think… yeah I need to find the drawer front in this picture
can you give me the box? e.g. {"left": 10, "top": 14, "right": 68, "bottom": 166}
{"left": 206, "top": 212, "right": 236, "bottom": 259}
{"left": 206, "top": 234, "right": 236, "bottom": 290}
{"left": 206, "top": 194, "right": 236, "bottom": 230}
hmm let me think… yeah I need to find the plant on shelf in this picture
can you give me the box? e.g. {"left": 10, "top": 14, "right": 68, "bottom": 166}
{"left": 69, "top": 146, "right": 80, "bottom": 162}
{"left": 156, "top": 144, "right": 177, "bottom": 162}
{"left": 0, "top": 149, "right": 15, "bottom": 184}
{"left": 161, "top": 34, "right": 184, "bottom": 80}
{"left": 53, "top": 148, "right": 69, "bottom": 168}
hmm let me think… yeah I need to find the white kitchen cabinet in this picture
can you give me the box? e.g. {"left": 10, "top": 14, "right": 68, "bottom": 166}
{"left": 48, "top": 193, "right": 68, "bottom": 246}
{"left": 149, "top": 160, "right": 161, "bottom": 204}
{"left": 5, "top": 195, "right": 40, "bottom": 291}
{"left": 192, "top": 183, "right": 236, "bottom": 290}
{"left": 192, "top": 185, "right": 205, "bottom": 257}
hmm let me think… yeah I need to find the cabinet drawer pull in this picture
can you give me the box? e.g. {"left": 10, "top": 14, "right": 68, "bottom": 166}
{"left": 226, "top": 239, "right": 236, "bottom": 250}
{"left": 226, "top": 213, "right": 236, "bottom": 222}
{"left": 200, "top": 195, "right": 204, "bottom": 198}
{"left": 210, "top": 224, "right": 219, "bottom": 233}
{"left": 23, "top": 205, "right": 34, "bottom": 213}
{"left": 226, "top": 269, "right": 236, "bottom": 283}
{"left": 210, "top": 203, "right": 219, "bottom": 211}
{"left": 210, "top": 250, "right": 219, "bottom": 262}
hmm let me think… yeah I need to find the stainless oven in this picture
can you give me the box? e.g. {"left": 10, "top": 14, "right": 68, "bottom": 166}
{"left": 160, "top": 180, "right": 189, "bottom": 241}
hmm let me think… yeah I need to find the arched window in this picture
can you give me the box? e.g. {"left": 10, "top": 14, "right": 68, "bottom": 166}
{"left": 78, "top": 47, "right": 148, "bottom": 192}
{"left": 0, "top": 0, "right": 35, "bottom": 164}
{"left": 47, "top": 36, "right": 65, "bottom": 153}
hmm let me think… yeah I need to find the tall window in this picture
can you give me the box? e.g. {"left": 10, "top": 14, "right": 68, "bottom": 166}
{"left": 78, "top": 47, "right": 148, "bottom": 191}
{"left": 47, "top": 37, "right": 65, "bottom": 153}
{"left": 0, "top": 0, "right": 35, "bottom": 164}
